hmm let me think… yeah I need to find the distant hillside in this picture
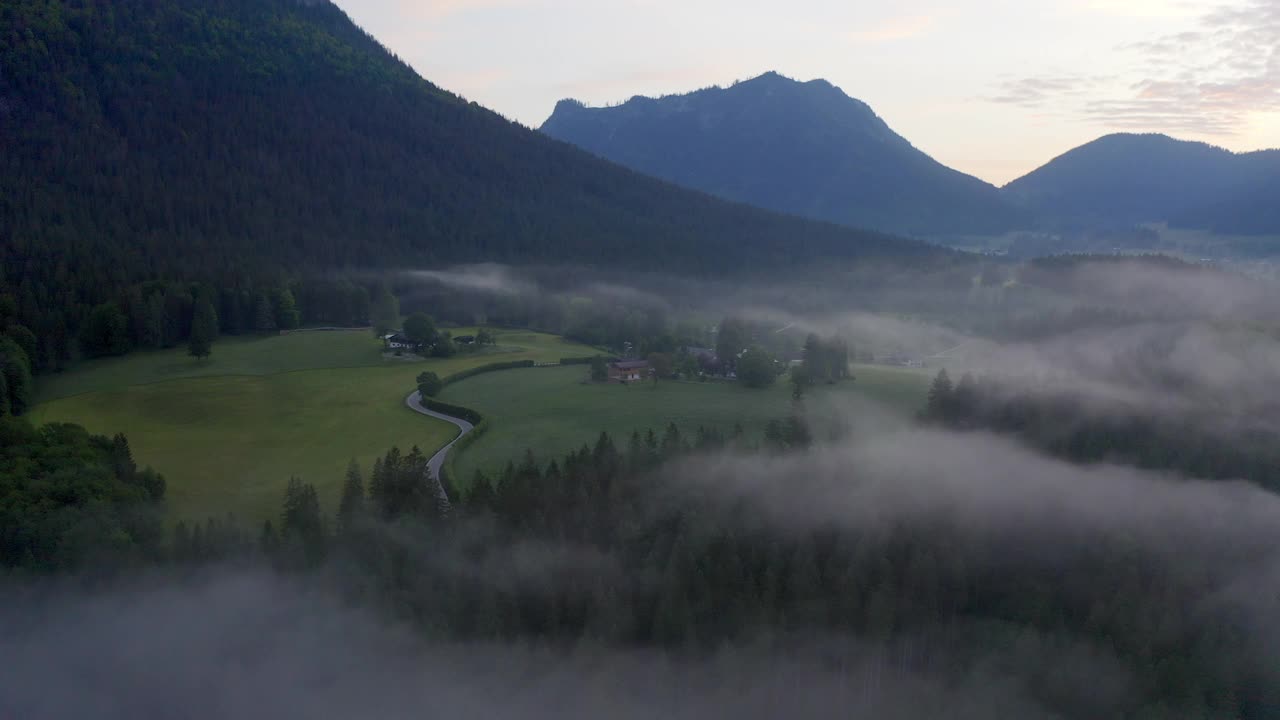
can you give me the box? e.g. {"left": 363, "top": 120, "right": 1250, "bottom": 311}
{"left": 540, "top": 72, "right": 1026, "bottom": 236}
{"left": 1004, "top": 134, "right": 1280, "bottom": 233}
{"left": 1174, "top": 151, "right": 1280, "bottom": 235}
{"left": 0, "top": 1, "right": 942, "bottom": 361}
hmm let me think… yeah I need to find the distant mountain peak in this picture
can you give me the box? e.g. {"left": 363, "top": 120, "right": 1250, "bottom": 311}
{"left": 541, "top": 72, "right": 1024, "bottom": 236}
{"left": 739, "top": 70, "right": 796, "bottom": 86}
{"left": 551, "top": 97, "right": 587, "bottom": 113}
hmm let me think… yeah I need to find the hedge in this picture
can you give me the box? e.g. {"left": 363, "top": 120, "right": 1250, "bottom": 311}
{"left": 442, "top": 359, "right": 535, "bottom": 386}
{"left": 559, "top": 355, "right": 616, "bottom": 366}
{"left": 414, "top": 360, "right": 536, "bottom": 439}
{"left": 415, "top": 358, "right": 545, "bottom": 497}
{"left": 420, "top": 396, "right": 484, "bottom": 425}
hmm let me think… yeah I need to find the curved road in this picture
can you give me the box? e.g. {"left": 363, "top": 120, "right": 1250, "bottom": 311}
{"left": 404, "top": 391, "right": 475, "bottom": 507}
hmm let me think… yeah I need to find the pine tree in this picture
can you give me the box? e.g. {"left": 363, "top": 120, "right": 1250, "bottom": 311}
{"left": 925, "top": 368, "right": 954, "bottom": 421}
{"left": 372, "top": 282, "right": 400, "bottom": 336}
{"left": 660, "top": 422, "right": 683, "bottom": 458}
{"left": 368, "top": 456, "right": 388, "bottom": 517}
{"left": 951, "top": 372, "right": 978, "bottom": 426}
{"left": 80, "top": 303, "right": 131, "bottom": 357}
{"left": 259, "top": 520, "right": 279, "bottom": 555}
{"left": 0, "top": 337, "right": 32, "bottom": 415}
{"left": 254, "top": 294, "right": 277, "bottom": 334}
{"left": 466, "top": 471, "right": 496, "bottom": 515}
{"left": 188, "top": 296, "right": 218, "bottom": 360}
{"left": 272, "top": 287, "right": 301, "bottom": 331}
{"left": 143, "top": 293, "right": 166, "bottom": 348}
{"left": 337, "top": 459, "right": 365, "bottom": 534}
{"left": 280, "top": 477, "right": 326, "bottom": 565}
{"left": 281, "top": 477, "right": 323, "bottom": 541}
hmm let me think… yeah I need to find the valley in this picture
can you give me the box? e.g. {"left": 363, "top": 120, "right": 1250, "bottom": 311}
{"left": 27, "top": 328, "right": 597, "bottom": 522}
{"left": 4, "top": 0, "right": 1280, "bottom": 717}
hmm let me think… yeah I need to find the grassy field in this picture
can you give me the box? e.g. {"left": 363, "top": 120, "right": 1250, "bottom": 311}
{"left": 28, "top": 329, "right": 599, "bottom": 523}
{"left": 439, "top": 363, "right": 931, "bottom": 484}
{"left": 32, "top": 328, "right": 571, "bottom": 402}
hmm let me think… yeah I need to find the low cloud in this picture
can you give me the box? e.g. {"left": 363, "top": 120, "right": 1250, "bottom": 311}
{"left": 673, "top": 425, "right": 1280, "bottom": 653}
{"left": 8, "top": 413, "right": 1280, "bottom": 718}
{"left": 406, "top": 264, "right": 540, "bottom": 296}
{"left": 0, "top": 570, "right": 1098, "bottom": 720}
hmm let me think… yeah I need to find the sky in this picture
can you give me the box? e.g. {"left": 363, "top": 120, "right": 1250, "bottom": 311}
{"left": 335, "top": 0, "right": 1280, "bottom": 185}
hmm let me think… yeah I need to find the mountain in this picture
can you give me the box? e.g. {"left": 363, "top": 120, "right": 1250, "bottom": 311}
{"left": 539, "top": 71, "right": 1025, "bottom": 237}
{"left": 1174, "top": 151, "right": 1280, "bottom": 236}
{"left": 1004, "top": 134, "right": 1280, "bottom": 233}
{"left": 0, "top": 1, "right": 942, "bottom": 352}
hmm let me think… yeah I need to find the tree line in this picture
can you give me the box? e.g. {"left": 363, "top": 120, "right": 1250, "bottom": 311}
{"left": 0, "top": 417, "right": 167, "bottom": 571}
{"left": 0, "top": 275, "right": 399, "bottom": 378}
{"left": 6, "top": 401, "right": 1277, "bottom": 716}
{"left": 209, "top": 422, "right": 1279, "bottom": 716}
{"left": 921, "top": 368, "right": 1280, "bottom": 494}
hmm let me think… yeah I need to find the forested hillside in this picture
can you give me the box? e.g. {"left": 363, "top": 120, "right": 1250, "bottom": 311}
{"left": 541, "top": 72, "right": 1026, "bottom": 236}
{"left": 1175, "top": 152, "right": 1280, "bottom": 235}
{"left": 0, "top": 0, "right": 937, "bottom": 372}
{"left": 1004, "top": 134, "right": 1280, "bottom": 232}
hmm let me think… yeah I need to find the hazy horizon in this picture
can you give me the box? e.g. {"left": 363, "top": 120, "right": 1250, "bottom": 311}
{"left": 336, "top": 0, "right": 1280, "bottom": 185}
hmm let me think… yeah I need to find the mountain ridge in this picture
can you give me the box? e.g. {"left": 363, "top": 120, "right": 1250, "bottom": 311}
{"left": 540, "top": 71, "right": 1027, "bottom": 237}
{"left": 0, "top": 0, "right": 948, "bottom": 369}
{"left": 1004, "top": 132, "right": 1280, "bottom": 233}
{"left": 0, "top": 5, "right": 938, "bottom": 275}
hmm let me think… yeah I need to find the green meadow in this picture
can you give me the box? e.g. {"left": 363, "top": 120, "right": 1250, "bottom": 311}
{"left": 28, "top": 329, "right": 598, "bottom": 523}
{"left": 439, "top": 363, "right": 931, "bottom": 484}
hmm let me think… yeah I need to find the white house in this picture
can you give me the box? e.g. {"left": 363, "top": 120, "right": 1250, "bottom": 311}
{"left": 383, "top": 333, "right": 414, "bottom": 350}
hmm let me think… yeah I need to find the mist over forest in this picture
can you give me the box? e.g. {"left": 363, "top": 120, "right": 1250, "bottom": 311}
{"left": 8, "top": 255, "right": 1280, "bottom": 718}
{"left": 4, "top": 0, "right": 1280, "bottom": 718}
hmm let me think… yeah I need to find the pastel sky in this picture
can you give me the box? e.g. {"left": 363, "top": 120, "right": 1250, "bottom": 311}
{"left": 335, "top": 0, "right": 1280, "bottom": 185}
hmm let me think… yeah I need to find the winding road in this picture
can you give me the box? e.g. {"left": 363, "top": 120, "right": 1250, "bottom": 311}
{"left": 404, "top": 391, "right": 475, "bottom": 508}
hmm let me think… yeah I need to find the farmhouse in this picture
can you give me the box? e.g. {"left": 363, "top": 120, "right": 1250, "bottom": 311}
{"left": 383, "top": 333, "right": 415, "bottom": 350}
{"left": 608, "top": 359, "right": 651, "bottom": 383}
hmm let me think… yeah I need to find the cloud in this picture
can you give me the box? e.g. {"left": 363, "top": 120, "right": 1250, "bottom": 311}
{"left": 990, "top": 0, "right": 1280, "bottom": 137}
{"left": 987, "top": 75, "right": 1113, "bottom": 109}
